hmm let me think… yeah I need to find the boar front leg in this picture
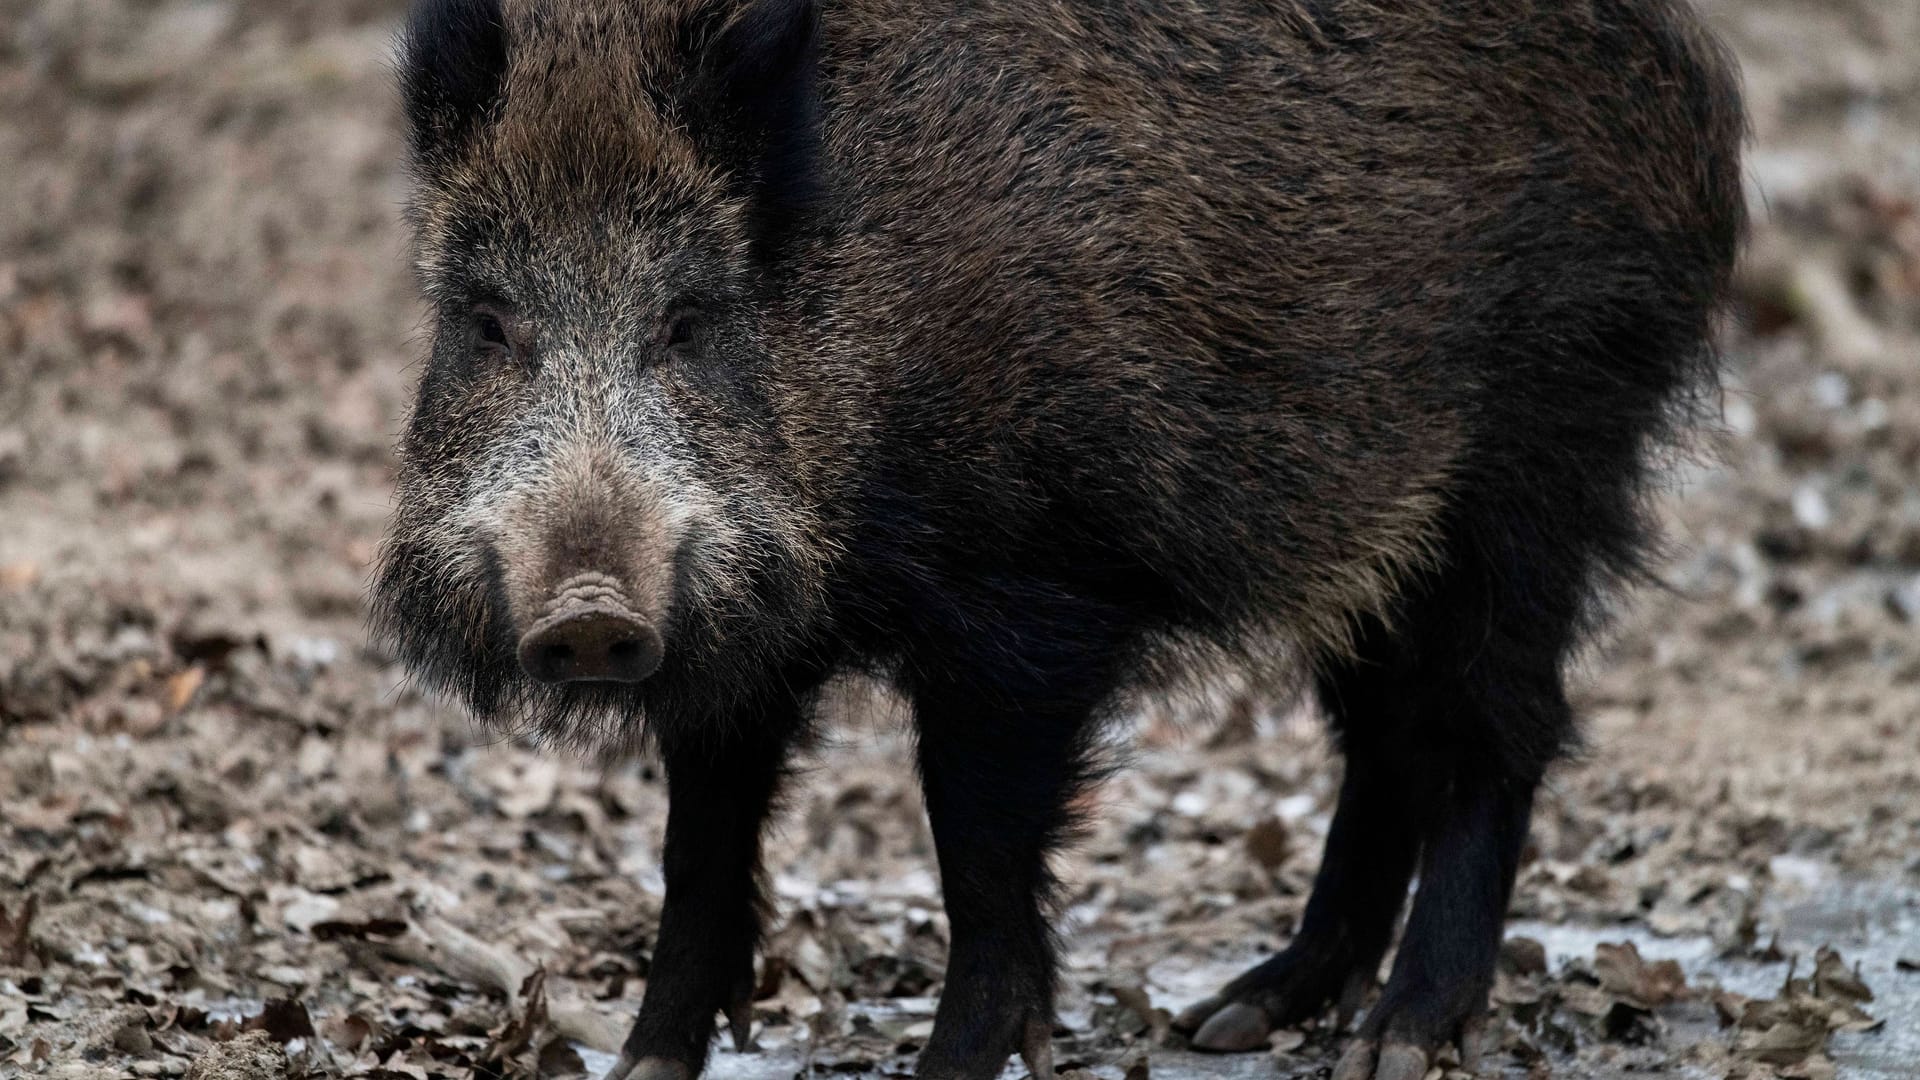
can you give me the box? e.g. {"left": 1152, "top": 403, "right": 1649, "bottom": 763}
{"left": 605, "top": 702, "right": 803, "bottom": 1080}
{"left": 911, "top": 681, "right": 1097, "bottom": 1080}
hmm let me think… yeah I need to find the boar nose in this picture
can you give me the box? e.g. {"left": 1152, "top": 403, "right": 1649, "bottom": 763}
{"left": 517, "top": 609, "right": 663, "bottom": 684}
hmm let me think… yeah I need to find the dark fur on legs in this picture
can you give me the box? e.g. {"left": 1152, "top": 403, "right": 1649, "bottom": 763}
{"left": 1174, "top": 637, "right": 1426, "bottom": 1049}
{"left": 610, "top": 693, "right": 808, "bottom": 1079}
{"left": 909, "top": 678, "right": 1106, "bottom": 1079}
{"left": 1181, "top": 463, "right": 1622, "bottom": 1073}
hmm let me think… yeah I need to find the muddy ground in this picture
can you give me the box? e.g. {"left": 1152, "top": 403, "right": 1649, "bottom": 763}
{"left": 2, "top": 1, "right": 1918, "bottom": 1078}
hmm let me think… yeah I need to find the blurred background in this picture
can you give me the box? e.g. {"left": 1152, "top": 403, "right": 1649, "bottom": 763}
{"left": 0, "top": 1, "right": 1915, "bottom": 1077}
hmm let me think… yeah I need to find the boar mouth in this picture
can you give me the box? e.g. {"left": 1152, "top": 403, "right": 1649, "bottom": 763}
{"left": 514, "top": 572, "right": 664, "bottom": 685}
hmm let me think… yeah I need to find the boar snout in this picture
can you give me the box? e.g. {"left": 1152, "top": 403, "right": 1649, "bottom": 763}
{"left": 486, "top": 443, "right": 681, "bottom": 688}
{"left": 517, "top": 573, "right": 664, "bottom": 684}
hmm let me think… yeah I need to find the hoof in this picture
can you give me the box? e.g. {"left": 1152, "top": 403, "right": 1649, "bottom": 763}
{"left": 1189, "top": 1001, "right": 1271, "bottom": 1052}
{"left": 1332, "top": 1039, "right": 1376, "bottom": 1080}
{"left": 1375, "top": 1043, "right": 1431, "bottom": 1080}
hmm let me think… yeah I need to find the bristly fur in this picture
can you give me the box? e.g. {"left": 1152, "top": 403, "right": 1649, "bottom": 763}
{"left": 684, "top": 0, "right": 823, "bottom": 256}
{"left": 375, "top": 0, "right": 1745, "bottom": 1074}
{"left": 399, "top": 0, "right": 508, "bottom": 159}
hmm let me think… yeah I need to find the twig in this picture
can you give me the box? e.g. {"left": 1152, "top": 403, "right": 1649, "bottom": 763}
{"left": 368, "top": 911, "right": 629, "bottom": 1053}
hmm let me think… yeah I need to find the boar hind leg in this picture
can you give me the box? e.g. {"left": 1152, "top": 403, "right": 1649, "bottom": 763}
{"left": 1330, "top": 753, "right": 1536, "bottom": 1080}
{"left": 1329, "top": 528, "right": 1580, "bottom": 1080}
{"left": 1174, "top": 628, "right": 1425, "bottom": 1050}
{"left": 606, "top": 701, "right": 804, "bottom": 1080}
{"left": 1178, "top": 527, "right": 1580, "bottom": 1075}
{"left": 911, "top": 681, "right": 1100, "bottom": 1080}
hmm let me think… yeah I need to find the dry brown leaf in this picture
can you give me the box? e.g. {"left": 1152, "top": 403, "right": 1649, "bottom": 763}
{"left": 1593, "top": 941, "right": 1688, "bottom": 1009}
{"left": 1243, "top": 816, "right": 1290, "bottom": 871}
{"left": 1738, "top": 1019, "right": 1825, "bottom": 1065}
{"left": 1500, "top": 936, "right": 1548, "bottom": 977}
{"left": 1811, "top": 946, "right": 1872, "bottom": 1004}
{"left": 165, "top": 666, "right": 207, "bottom": 715}
{"left": 247, "top": 998, "right": 316, "bottom": 1045}
{"left": 0, "top": 896, "right": 36, "bottom": 967}
{"left": 322, "top": 1012, "right": 375, "bottom": 1054}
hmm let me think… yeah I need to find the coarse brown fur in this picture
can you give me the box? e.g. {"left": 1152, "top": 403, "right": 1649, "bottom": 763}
{"left": 375, "top": 0, "right": 1745, "bottom": 1076}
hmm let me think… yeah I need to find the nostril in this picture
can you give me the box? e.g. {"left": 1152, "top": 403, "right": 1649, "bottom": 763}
{"left": 517, "top": 607, "right": 662, "bottom": 685}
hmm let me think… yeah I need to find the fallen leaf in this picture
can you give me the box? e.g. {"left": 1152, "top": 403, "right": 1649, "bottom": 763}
{"left": 165, "top": 666, "right": 207, "bottom": 715}
{"left": 1713, "top": 989, "right": 1750, "bottom": 1027}
{"left": 1739, "top": 1019, "right": 1825, "bottom": 1065}
{"left": 1243, "top": 816, "right": 1290, "bottom": 871}
{"left": 322, "top": 1012, "right": 375, "bottom": 1054}
{"left": 1500, "top": 936, "right": 1549, "bottom": 977}
{"left": 1594, "top": 941, "right": 1687, "bottom": 1009}
{"left": 248, "top": 999, "right": 316, "bottom": 1045}
{"left": 274, "top": 887, "right": 340, "bottom": 932}
{"left": 0, "top": 896, "right": 36, "bottom": 967}
{"left": 1812, "top": 946, "right": 1872, "bottom": 1004}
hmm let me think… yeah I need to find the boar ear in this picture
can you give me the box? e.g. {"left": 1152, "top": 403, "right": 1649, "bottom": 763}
{"left": 687, "top": 0, "right": 822, "bottom": 251}
{"left": 400, "top": 0, "right": 509, "bottom": 160}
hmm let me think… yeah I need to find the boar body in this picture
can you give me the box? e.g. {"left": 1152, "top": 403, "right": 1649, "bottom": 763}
{"left": 378, "top": 1, "right": 1744, "bottom": 1078}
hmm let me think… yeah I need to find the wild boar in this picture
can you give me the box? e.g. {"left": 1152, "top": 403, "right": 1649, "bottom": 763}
{"left": 373, "top": 0, "right": 1744, "bottom": 1077}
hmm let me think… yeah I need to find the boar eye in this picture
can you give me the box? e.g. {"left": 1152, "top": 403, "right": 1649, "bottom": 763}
{"left": 662, "top": 309, "right": 700, "bottom": 354}
{"left": 473, "top": 309, "right": 510, "bottom": 352}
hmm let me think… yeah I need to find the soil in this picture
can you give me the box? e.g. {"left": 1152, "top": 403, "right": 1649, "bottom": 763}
{"left": 2, "top": 1, "right": 1917, "bottom": 1079}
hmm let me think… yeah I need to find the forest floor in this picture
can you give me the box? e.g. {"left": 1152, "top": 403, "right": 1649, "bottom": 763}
{"left": 2, "top": 0, "right": 1918, "bottom": 1078}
